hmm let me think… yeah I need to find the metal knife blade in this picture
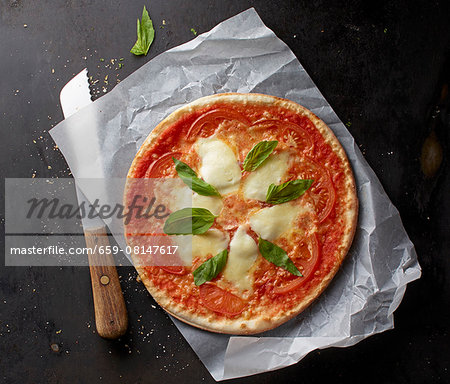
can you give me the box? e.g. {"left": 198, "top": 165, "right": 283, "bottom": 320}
{"left": 59, "top": 68, "right": 105, "bottom": 230}
{"left": 60, "top": 68, "right": 92, "bottom": 118}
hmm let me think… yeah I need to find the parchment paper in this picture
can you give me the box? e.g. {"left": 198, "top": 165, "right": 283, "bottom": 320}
{"left": 49, "top": 8, "right": 421, "bottom": 381}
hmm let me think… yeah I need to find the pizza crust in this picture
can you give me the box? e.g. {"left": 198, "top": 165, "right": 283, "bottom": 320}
{"left": 126, "top": 93, "right": 358, "bottom": 335}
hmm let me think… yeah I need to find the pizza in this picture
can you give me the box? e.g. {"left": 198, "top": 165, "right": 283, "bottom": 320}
{"left": 124, "top": 93, "right": 358, "bottom": 334}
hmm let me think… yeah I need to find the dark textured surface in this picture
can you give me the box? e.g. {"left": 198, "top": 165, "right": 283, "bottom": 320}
{"left": 1, "top": 1, "right": 449, "bottom": 383}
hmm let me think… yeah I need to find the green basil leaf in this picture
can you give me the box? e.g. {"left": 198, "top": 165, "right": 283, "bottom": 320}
{"left": 266, "top": 179, "right": 314, "bottom": 205}
{"left": 173, "top": 157, "right": 196, "bottom": 177}
{"left": 163, "top": 208, "right": 215, "bottom": 235}
{"left": 130, "top": 6, "right": 155, "bottom": 56}
{"left": 173, "top": 158, "right": 220, "bottom": 197}
{"left": 242, "top": 141, "right": 278, "bottom": 171}
{"left": 193, "top": 249, "right": 228, "bottom": 286}
{"left": 258, "top": 238, "right": 302, "bottom": 276}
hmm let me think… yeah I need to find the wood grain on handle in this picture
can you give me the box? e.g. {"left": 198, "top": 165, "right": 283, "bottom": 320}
{"left": 85, "top": 226, "right": 128, "bottom": 339}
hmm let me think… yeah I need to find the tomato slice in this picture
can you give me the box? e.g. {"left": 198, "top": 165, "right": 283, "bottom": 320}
{"left": 199, "top": 283, "right": 246, "bottom": 316}
{"left": 145, "top": 151, "right": 181, "bottom": 178}
{"left": 159, "top": 266, "right": 188, "bottom": 275}
{"left": 186, "top": 109, "right": 250, "bottom": 139}
{"left": 273, "top": 233, "right": 320, "bottom": 294}
{"left": 250, "top": 119, "right": 314, "bottom": 153}
{"left": 311, "top": 176, "right": 335, "bottom": 222}
{"left": 296, "top": 158, "right": 336, "bottom": 222}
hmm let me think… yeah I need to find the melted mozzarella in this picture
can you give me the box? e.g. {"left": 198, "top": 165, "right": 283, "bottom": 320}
{"left": 165, "top": 183, "right": 223, "bottom": 216}
{"left": 164, "top": 181, "right": 192, "bottom": 212}
{"left": 170, "top": 236, "right": 193, "bottom": 266}
{"left": 196, "top": 138, "right": 241, "bottom": 194}
{"left": 243, "top": 152, "right": 290, "bottom": 201}
{"left": 192, "top": 193, "right": 223, "bottom": 216}
{"left": 223, "top": 225, "right": 258, "bottom": 292}
{"left": 249, "top": 203, "right": 308, "bottom": 241}
{"left": 192, "top": 229, "right": 229, "bottom": 259}
{"left": 173, "top": 229, "right": 229, "bottom": 265}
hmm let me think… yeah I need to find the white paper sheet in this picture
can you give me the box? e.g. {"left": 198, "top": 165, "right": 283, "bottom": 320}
{"left": 50, "top": 8, "right": 421, "bottom": 381}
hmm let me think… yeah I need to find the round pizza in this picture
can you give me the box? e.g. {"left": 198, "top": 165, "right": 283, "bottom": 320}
{"left": 124, "top": 93, "right": 358, "bottom": 334}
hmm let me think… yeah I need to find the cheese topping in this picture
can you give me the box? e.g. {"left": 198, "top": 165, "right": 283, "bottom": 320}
{"left": 192, "top": 193, "right": 223, "bottom": 216}
{"left": 173, "top": 229, "right": 229, "bottom": 265}
{"left": 164, "top": 184, "right": 223, "bottom": 216}
{"left": 243, "top": 152, "right": 290, "bottom": 201}
{"left": 223, "top": 225, "right": 258, "bottom": 292}
{"left": 164, "top": 182, "right": 192, "bottom": 212}
{"left": 249, "top": 202, "right": 307, "bottom": 241}
{"left": 192, "top": 229, "right": 229, "bottom": 259}
{"left": 196, "top": 137, "right": 241, "bottom": 194}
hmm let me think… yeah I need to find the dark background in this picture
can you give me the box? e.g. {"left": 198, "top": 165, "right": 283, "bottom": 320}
{"left": 1, "top": 0, "right": 449, "bottom": 383}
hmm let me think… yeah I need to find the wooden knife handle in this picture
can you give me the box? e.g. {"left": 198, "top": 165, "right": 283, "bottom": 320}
{"left": 85, "top": 226, "right": 128, "bottom": 339}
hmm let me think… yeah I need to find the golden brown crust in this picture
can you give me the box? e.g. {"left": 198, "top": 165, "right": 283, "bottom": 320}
{"left": 126, "top": 93, "right": 358, "bottom": 335}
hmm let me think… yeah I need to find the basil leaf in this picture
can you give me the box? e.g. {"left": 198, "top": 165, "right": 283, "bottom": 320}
{"left": 130, "top": 6, "right": 155, "bottom": 56}
{"left": 173, "top": 157, "right": 196, "bottom": 177}
{"left": 163, "top": 208, "right": 215, "bottom": 235}
{"left": 258, "top": 238, "right": 302, "bottom": 276}
{"left": 193, "top": 249, "right": 228, "bottom": 286}
{"left": 266, "top": 179, "right": 314, "bottom": 205}
{"left": 173, "top": 158, "right": 220, "bottom": 197}
{"left": 242, "top": 141, "right": 278, "bottom": 172}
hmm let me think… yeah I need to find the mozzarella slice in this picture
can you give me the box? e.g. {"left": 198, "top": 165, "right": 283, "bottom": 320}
{"left": 169, "top": 236, "right": 193, "bottom": 266}
{"left": 173, "top": 229, "right": 229, "bottom": 265}
{"left": 249, "top": 203, "right": 306, "bottom": 241}
{"left": 192, "top": 193, "right": 223, "bottom": 216}
{"left": 161, "top": 181, "right": 192, "bottom": 212}
{"left": 192, "top": 229, "right": 229, "bottom": 259}
{"left": 243, "top": 152, "right": 290, "bottom": 201}
{"left": 164, "top": 183, "right": 223, "bottom": 216}
{"left": 223, "top": 225, "right": 258, "bottom": 292}
{"left": 196, "top": 137, "right": 241, "bottom": 194}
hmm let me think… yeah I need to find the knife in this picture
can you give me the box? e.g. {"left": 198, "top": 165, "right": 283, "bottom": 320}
{"left": 60, "top": 68, "right": 128, "bottom": 339}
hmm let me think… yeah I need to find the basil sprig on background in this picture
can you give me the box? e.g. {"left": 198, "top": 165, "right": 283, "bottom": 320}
{"left": 193, "top": 249, "right": 228, "bottom": 285}
{"left": 266, "top": 179, "right": 314, "bottom": 205}
{"left": 163, "top": 208, "right": 215, "bottom": 235}
{"left": 258, "top": 238, "right": 302, "bottom": 276}
{"left": 173, "top": 158, "right": 220, "bottom": 197}
{"left": 242, "top": 141, "right": 278, "bottom": 172}
{"left": 130, "top": 6, "right": 155, "bottom": 56}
